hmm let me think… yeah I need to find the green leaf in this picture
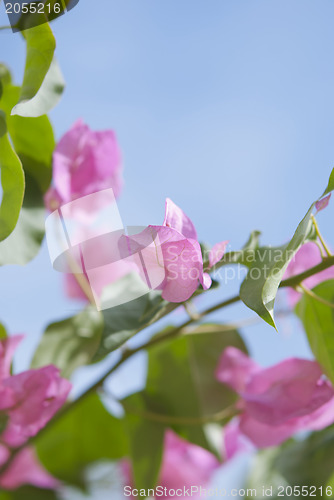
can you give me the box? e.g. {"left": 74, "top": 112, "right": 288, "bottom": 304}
{"left": 296, "top": 280, "right": 334, "bottom": 384}
{"left": 121, "top": 325, "right": 246, "bottom": 489}
{"left": 122, "top": 392, "right": 165, "bottom": 490}
{"left": 240, "top": 168, "right": 334, "bottom": 329}
{"left": 32, "top": 307, "right": 103, "bottom": 378}
{"left": 12, "top": 57, "right": 65, "bottom": 119}
{"left": 0, "top": 112, "right": 25, "bottom": 242}
{"left": 1, "top": 84, "right": 55, "bottom": 191}
{"left": 0, "top": 64, "right": 12, "bottom": 101}
{"left": 0, "top": 173, "right": 45, "bottom": 266}
{"left": 144, "top": 325, "right": 247, "bottom": 455}
{"left": 11, "top": 23, "right": 58, "bottom": 118}
{"left": 0, "top": 83, "right": 55, "bottom": 264}
{"left": 36, "top": 392, "right": 128, "bottom": 488}
{"left": 0, "top": 322, "right": 7, "bottom": 339}
{"left": 0, "top": 64, "right": 12, "bottom": 87}
{"left": 94, "top": 273, "right": 169, "bottom": 360}
{"left": 0, "top": 487, "right": 58, "bottom": 500}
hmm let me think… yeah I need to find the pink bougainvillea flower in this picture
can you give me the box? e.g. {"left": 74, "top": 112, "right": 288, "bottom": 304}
{"left": 45, "top": 119, "right": 123, "bottom": 210}
{"left": 163, "top": 198, "right": 198, "bottom": 240}
{"left": 315, "top": 193, "right": 331, "bottom": 213}
{"left": 118, "top": 198, "right": 215, "bottom": 303}
{"left": 0, "top": 337, "right": 71, "bottom": 448}
{"left": 0, "top": 446, "right": 59, "bottom": 490}
{"left": 123, "top": 429, "right": 219, "bottom": 499}
{"left": 216, "top": 347, "right": 334, "bottom": 448}
{"left": 2, "top": 364, "right": 72, "bottom": 448}
{"left": 65, "top": 197, "right": 228, "bottom": 304}
{"left": 283, "top": 242, "right": 334, "bottom": 306}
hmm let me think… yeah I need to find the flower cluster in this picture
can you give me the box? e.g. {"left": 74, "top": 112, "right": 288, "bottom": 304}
{"left": 39, "top": 121, "right": 334, "bottom": 498}
{"left": 45, "top": 119, "right": 123, "bottom": 211}
{"left": 217, "top": 347, "right": 334, "bottom": 449}
{"left": 0, "top": 336, "right": 71, "bottom": 490}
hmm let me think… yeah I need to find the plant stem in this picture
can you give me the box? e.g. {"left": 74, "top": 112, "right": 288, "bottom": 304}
{"left": 311, "top": 214, "right": 332, "bottom": 257}
{"left": 120, "top": 404, "right": 239, "bottom": 426}
{"left": 298, "top": 284, "right": 334, "bottom": 309}
{"left": 42, "top": 254, "right": 334, "bottom": 419}
{"left": 3, "top": 254, "right": 334, "bottom": 472}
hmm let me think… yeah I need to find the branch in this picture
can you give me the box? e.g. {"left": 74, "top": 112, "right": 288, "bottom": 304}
{"left": 2, "top": 253, "right": 334, "bottom": 474}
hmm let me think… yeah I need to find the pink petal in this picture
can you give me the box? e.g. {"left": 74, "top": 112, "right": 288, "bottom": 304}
{"left": 243, "top": 358, "right": 334, "bottom": 425}
{"left": 122, "top": 430, "right": 219, "bottom": 497}
{"left": 65, "top": 259, "right": 137, "bottom": 301}
{"left": 44, "top": 187, "right": 62, "bottom": 212}
{"left": 216, "top": 347, "right": 259, "bottom": 393}
{"left": 284, "top": 242, "right": 334, "bottom": 306}
{"left": 49, "top": 120, "right": 123, "bottom": 206}
{"left": 295, "top": 394, "right": 334, "bottom": 432}
{"left": 0, "top": 447, "right": 59, "bottom": 490}
{"left": 239, "top": 413, "right": 300, "bottom": 448}
{"left": 161, "top": 238, "right": 204, "bottom": 302}
{"left": 201, "top": 272, "right": 212, "bottom": 290}
{"left": 2, "top": 366, "right": 71, "bottom": 447}
{"left": 315, "top": 193, "right": 331, "bottom": 213}
{"left": 223, "top": 420, "right": 253, "bottom": 460}
{"left": 163, "top": 198, "right": 198, "bottom": 240}
{"left": 159, "top": 430, "right": 219, "bottom": 491}
{"left": 209, "top": 241, "right": 228, "bottom": 268}
{"left": 119, "top": 225, "right": 206, "bottom": 303}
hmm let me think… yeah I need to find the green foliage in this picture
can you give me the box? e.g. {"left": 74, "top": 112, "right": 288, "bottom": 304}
{"left": 296, "top": 280, "right": 334, "bottom": 384}
{"left": 0, "top": 487, "right": 58, "bottom": 500}
{"left": 0, "top": 322, "right": 7, "bottom": 339}
{"left": 94, "top": 273, "right": 170, "bottom": 360}
{"left": 0, "top": 173, "right": 45, "bottom": 266}
{"left": 208, "top": 230, "right": 262, "bottom": 270}
{"left": 11, "top": 24, "right": 63, "bottom": 118}
{"left": 0, "top": 81, "right": 55, "bottom": 264}
{"left": 240, "top": 168, "right": 334, "bottom": 329}
{"left": 32, "top": 308, "right": 104, "bottom": 378}
{"left": 121, "top": 325, "right": 247, "bottom": 489}
{"left": 145, "top": 326, "right": 246, "bottom": 452}
{"left": 3, "top": 84, "right": 55, "bottom": 192}
{"left": 36, "top": 393, "right": 128, "bottom": 488}
{"left": 122, "top": 392, "right": 165, "bottom": 491}
{"left": 0, "top": 113, "right": 25, "bottom": 242}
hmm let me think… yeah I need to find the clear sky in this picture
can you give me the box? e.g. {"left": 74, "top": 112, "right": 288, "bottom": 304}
{"left": 0, "top": 1, "right": 334, "bottom": 495}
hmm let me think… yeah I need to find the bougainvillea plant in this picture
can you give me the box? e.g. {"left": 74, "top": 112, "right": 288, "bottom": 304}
{"left": 1, "top": 13, "right": 334, "bottom": 500}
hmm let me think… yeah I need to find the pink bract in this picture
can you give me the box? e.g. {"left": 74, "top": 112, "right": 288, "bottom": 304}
{"left": 0, "top": 336, "right": 71, "bottom": 489}
{"left": 284, "top": 242, "right": 334, "bottom": 306}
{"left": 217, "top": 347, "right": 334, "bottom": 448}
{"left": 0, "top": 446, "right": 59, "bottom": 490}
{"left": 315, "top": 193, "right": 331, "bottom": 213}
{"left": 45, "top": 119, "right": 123, "bottom": 210}
{"left": 122, "top": 429, "right": 219, "bottom": 499}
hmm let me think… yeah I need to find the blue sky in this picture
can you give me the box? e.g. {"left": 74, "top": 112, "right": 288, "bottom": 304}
{"left": 0, "top": 0, "right": 334, "bottom": 414}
